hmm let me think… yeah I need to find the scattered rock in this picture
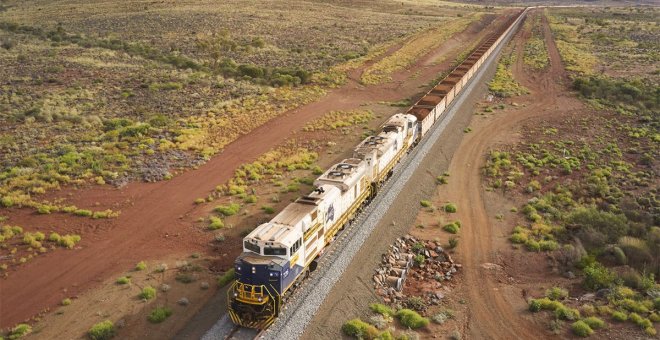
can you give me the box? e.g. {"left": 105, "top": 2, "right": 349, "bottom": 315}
{"left": 177, "top": 297, "right": 190, "bottom": 306}
{"left": 160, "top": 284, "right": 171, "bottom": 292}
{"left": 373, "top": 235, "right": 461, "bottom": 306}
{"left": 116, "top": 319, "right": 126, "bottom": 329}
{"left": 564, "top": 271, "right": 575, "bottom": 279}
{"left": 200, "top": 281, "right": 210, "bottom": 290}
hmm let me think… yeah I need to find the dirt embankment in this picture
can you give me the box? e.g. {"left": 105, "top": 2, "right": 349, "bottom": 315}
{"left": 0, "top": 13, "right": 505, "bottom": 331}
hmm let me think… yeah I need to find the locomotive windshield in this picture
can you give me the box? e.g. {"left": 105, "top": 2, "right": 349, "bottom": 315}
{"left": 244, "top": 241, "right": 260, "bottom": 254}
{"left": 264, "top": 247, "right": 287, "bottom": 256}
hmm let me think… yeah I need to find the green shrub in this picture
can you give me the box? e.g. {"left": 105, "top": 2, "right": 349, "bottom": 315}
{"left": 148, "top": 307, "right": 172, "bottom": 323}
{"left": 618, "top": 298, "right": 649, "bottom": 314}
{"left": 539, "top": 240, "right": 559, "bottom": 251}
{"left": 510, "top": 232, "right": 528, "bottom": 244}
{"left": 444, "top": 203, "right": 457, "bottom": 213}
{"left": 525, "top": 239, "right": 541, "bottom": 252}
{"left": 555, "top": 306, "right": 580, "bottom": 321}
{"left": 139, "top": 286, "right": 156, "bottom": 300}
{"left": 396, "top": 309, "right": 429, "bottom": 329}
{"left": 420, "top": 200, "right": 432, "bottom": 208}
{"left": 116, "top": 276, "right": 130, "bottom": 285}
{"left": 413, "top": 254, "right": 425, "bottom": 266}
{"left": 529, "top": 297, "right": 563, "bottom": 312}
{"left": 545, "top": 287, "right": 568, "bottom": 301}
{"left": 582, "top": 262, "right": 616, "bottom": 291}
{"left": 448, "top": 237, "right": 459, "bottom": 249}
{"left": 61, "top": 298, "right": 72, "bottom": 306}
{"left": 262, "top": 206, "right": 275, "bottom": 214}
{"left": 217, "top": 269, "right": 235, "bottom": 287}
{"left": 208, "top": 216, "right": 224, "bottom": 230}
{"left": 342, "top": 318, "right": 378, "bottom": 338}
{"left": 370, "top": 303, "right": 394, "bottom": 317}
{"left": 611, "top": 310, "right": 627, "bottom": 321}
{"left": 88, "top": 320, "right": 114, "bottom": 340}
{"left": 244, "top": 195, "right": 258, "bottom": 204}
{"left": 582, "top": 316, "right": 605, "bottom": 330}
{"left": 135, "top": 261, "right": 147, "bottom": 271}
{"left": 48, "top": 232, "right": 61, "bottom": 242}
{"left": 214, "top": 203, "right": 240, "bottom": 216}
{"left": 74, "top": 209, "right": 93, "bottom": 217}
{"left": 571, "top": 320, "right": 593, "bottom": 337}
{"left": 645, "top": 326, "right": 657, "bottom": 336}
{"left": 8, "top": 323, "right": 32, "bottom": 339}
{"left": 443, "top": 222, "right": 460, "bottom": 234}
{"left": 529, "top": 299, "right": 543, "bottom": 312}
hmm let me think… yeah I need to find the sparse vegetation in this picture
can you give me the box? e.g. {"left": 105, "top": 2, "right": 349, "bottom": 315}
{"left": 116, "top": 276, "right": 130, "bottom": 285}
{"left": 88, "top": 320, "right": 115, "bottom": 340}
{"left": 396, "top": 309, "right": 429, "bottom": 329}
{"left": 217, "top": 269, "right": 235, "bottom": 287}
{"left": 135, "top": 261, "right": 147, "bottom": 271}
{"left": 8, "top": 323, "right": 32, "bottom": 339}
{"left": 148, "top": 307, "right": 173, "bottom": 323}
{"left": 139, "top": 286, "right": 156, "bottom": 300}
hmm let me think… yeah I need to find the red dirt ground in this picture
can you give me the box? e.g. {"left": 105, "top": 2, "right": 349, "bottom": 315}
{"left": 0, "top": 12, "right": 514, "bottom": 328}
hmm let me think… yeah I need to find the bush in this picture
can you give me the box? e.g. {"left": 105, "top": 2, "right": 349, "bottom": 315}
{"left": 370, "top": 303, "right": 394, "bottom": 317}
{"left": 74, "top": 209, "right": 93, "bottom": 217}
{"left": 582, "top": 262, "right": 617, "bottom": 291}
{"left": 135, "top": 261, "right": 147, "bottom": 271}
{"left": 342, "top": 318, "right": 378, "bottom": 339}
{"left": 545, "top": 287, "right": 568, "bottom": 301}
{"left": 420, "top": 200, "right": 432, "bottom": 208}
{"left": 139, "top": 286, "right": 156, "bottom": 300}
{"left": 525, "top": 239, "right": 541, "bottom": 252}
{"left": 529, "top": 297, "right": 563, "bottom": 312}
{"left": 396, "top": 309, "right": 429, "bottom": 329}
{"left": 116, "top": 276, "right": 130, "bottom": 285}
{"left": 444, "top": 203, "right": 457, "bottom": 213}
{"left": 539, "top": 240, "right": 559, "bottom": 251}
{"left": 148, "top": 307, "right": 172, "bottom": 323}
{"left": 566, "top": 207, "right": 629, "bottom": 244}
{"left": 49, "top": 232, "right": 61, "bottom": 242}
{"left": 555, "top": 306, "right": 580, "bottom": 321}
{"left": 448, "top": 237, "right": 459, "bottom": 249}
{"left": 61, "top": 298, "right": 72, "bottom": 306}
{"left": 262, "top": 206, "right": 275, "bottom": 214}
{"left": 88, "top": 320, "right": 115, "bottom": 340}
{"left": 611, "top": 311, "right": 627, "bottom": 322}
{"left": 217, "top": 269, "right": 235, "bottom": 287}
{"left": 582, "top": 316, "right": 605, "bottom": 330}
{"left": 571, "top": 320, "right": 593, "bottom": 337}
{"left": 214, "top": 203, "right": 241, "bottom": 216}
{"left": 208, "top": 216, "right": 224, "bottom": 230}
{"left": 443, "top": 222, "right": 460, "bottom": 234}
{"left": 8, "top": 323, "right": 32, "bottom": 339}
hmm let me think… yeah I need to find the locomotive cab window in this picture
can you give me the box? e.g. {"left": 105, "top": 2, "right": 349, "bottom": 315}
{"left": 289, "top": 238, "right": 302, "bottom": 255}
{"left": 264, "top": 246, "right": 287, "bottom": 256}
{"left": 244, "top": 241, "right": 260, "bottom": 254}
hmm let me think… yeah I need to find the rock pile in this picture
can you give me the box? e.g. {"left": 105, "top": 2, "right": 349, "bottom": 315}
{"left": 373, "top": 235, "right": 461, "bottom": 305}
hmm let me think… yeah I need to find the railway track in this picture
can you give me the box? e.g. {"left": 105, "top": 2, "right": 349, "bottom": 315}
{"left": 201, "top": 8, "right": 527, "bottom": 340}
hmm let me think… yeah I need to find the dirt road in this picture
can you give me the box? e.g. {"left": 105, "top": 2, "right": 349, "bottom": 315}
{"left": 0, "top": 14, "right": 505, "bottom": 328}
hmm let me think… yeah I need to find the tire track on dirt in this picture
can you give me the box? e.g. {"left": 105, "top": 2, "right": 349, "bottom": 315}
{"left": 449, "top": 9, "right": 570, "bottom": 339}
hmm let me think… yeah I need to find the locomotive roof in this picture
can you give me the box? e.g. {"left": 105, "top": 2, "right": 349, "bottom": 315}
{"left": 354, "top": 132, "right": 396, "bottom": 157}
{"left": 314, "top": 158, "right": 366, "bottom": 192}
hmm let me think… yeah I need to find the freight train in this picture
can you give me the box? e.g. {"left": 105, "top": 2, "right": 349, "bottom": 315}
{"left": 227, "top": 9, "right": 526, "bottom": 330}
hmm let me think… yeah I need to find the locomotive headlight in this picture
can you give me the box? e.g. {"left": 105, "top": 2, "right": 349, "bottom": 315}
{"left": 258, "top": 297, "right": 263, "bottom": 302}
{"left": 269, "top": 273, "right": 273, "bottom": 277}
{"left": 237, "top": 266, "right": 241, "bottom": 271}
{"left": 233, "top": 292, "right": 238, "bottom": 297}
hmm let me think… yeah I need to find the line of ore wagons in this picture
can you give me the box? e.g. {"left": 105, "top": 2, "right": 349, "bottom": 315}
{"left": 407, "top": 9, "right": 525, "bottom": 136}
